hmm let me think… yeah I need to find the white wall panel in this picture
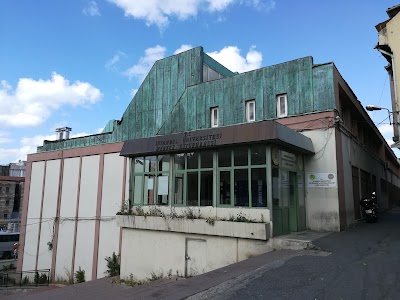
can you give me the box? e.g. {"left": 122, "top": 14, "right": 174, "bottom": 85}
{"left": 302, "top": 130, "right": 340, "bottom": 231}
{"left": 74, "top": 155, "right": 99, "bottom": 281}
{"left": 96, "top": 153, "right": 124, "bottom": 278}
{"left": 22, "top": 161, "right": 45, "bottom": 271}
{"left": 37, "top": 160, "right": 61, "bottom": 270}
{"left": 55, "top": 157, "right": 80, "bottom": 280}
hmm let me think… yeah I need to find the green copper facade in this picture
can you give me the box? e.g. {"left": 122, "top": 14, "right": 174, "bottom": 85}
{"left": 38, "top": 46, "right": 335, "bottom": 152}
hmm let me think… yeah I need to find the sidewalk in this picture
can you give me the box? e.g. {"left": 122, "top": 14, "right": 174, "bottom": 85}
{"left": 4, "top": 231, "right": 327, "bottom": 300}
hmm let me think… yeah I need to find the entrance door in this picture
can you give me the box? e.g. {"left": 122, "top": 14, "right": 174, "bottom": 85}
{"left": 289, "top": 172, "right": 298, "bottom": 232}
{"left": 185, "top": 239, "right": 206, "bottom": 277}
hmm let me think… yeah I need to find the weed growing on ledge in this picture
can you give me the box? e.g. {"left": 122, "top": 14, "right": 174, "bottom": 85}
{"left": 205, "top": 217, "right": 215, "bottom": 226}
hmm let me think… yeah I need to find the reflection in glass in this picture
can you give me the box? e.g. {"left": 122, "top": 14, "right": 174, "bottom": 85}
{"left": 200, "top": 171, "right": 213, "bottom": 206}
{"left": 218, "top": 148, "right": 231, "bottom": 167}
{"left": 144, "top": 156, "right": 157, "bottom": 172}
{"left": 187, "top": 152, "right": 199, "bottom": 169}
{"left": 187, "top": 172, "right": 198, "bottom": 206}
{"left": 272, "top": 168, "right": 280, "bottom": 208}
{"left": 157, "top": 175, "right": 169, "bottom": 205}
{"left": 133, "top": 176, "right": 143, "bottom": 205}
{"left": 174, "top": 153, "right": 185, "bottom": 170}
{"left": 251, "top": 168, "right": 267, "bottom": 207}
{"left": 219, "top": 171, "right": 230, "bottom": 205}
{"left": 144, "top": 175, "right": 155, "bottom": 205}
{"left": 174, "top": 174, "right": 184, "bottom": 205}
{"left": 251, "top": 145, "right": 266, "bottom": 165}
{"left": 134, "top": 157, "right": 144, "bottom": 172}
{"left": 234, "top": 169, "right": 249, "bottom": 207}
{"left": 201, "top": 150, "right": 213, "bottom": 168}
{"left": 234, "top": 147, "right": 248, "bottom": 166}
{"left": 158, "top": 155, "right": 170, "bottom": 172}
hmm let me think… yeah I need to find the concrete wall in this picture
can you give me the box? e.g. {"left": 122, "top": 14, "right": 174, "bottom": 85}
{"left": 37, "top": 160, "right": 60, "bottom": 270}
{"left": 74, "top": 155, "right": 99, "bottom": 281}
{"left": 22, "top": 161, "right": 45, "bottom": 271}
{"left": 120, "top": 228, "right": 273, "bottom": 280}
{"left": 19, "top": 143, "right": 126, "bottom": 282}
{"left": 55, "top": 157, "right": 80, "bottom": 280}
{"left": 97, "top": 153, "right": 125, "bottom": 278}
{"left": 302, "top": 129, "right": 340, "bottom": 231}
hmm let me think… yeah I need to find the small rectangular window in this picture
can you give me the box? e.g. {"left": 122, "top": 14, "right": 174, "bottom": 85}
{"left": 276, "top": 94, "right": 288, "bottom": 117}
{"left": 5, "top": 187, "right": 9, "bottom": 193}
{"left": 246, "top": 100, "right": 256, "bottom": 122}
{"left": 5, "top": 200, "right": 9, "bottom": 206}
{"left": 211, "top": 107, "right": 219, "bottom": 128}
{"left": 3, "top": 214, "right": 7, "bottom": 219}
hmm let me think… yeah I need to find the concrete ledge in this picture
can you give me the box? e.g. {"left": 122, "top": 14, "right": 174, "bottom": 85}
{"left": 116, "top": 215, "right": 270, "bottom": 240}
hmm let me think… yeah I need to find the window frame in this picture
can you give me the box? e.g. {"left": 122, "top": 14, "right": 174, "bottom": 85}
{"left": 276, "top": 94, "right": 288, "bottom": 118}
{"left": 245, "top": 100, "right": 256, "bottom": 122}
{"left": 210, "top": 107, "right": 219, "bottom": 128}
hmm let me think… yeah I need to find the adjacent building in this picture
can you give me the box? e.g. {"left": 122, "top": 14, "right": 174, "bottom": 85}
{"left": 376, "top": 4, "right": 400, "bottom": 143}
{"left": 17, "top": 47, "right": 400, "bottom": 281}
{"left": 0, "top": 176, "right": 24, "bottom": 231}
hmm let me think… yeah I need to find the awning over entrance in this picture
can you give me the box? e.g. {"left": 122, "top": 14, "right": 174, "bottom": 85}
{"left": 120, "top": 120, "right": 314, "bottom": 157}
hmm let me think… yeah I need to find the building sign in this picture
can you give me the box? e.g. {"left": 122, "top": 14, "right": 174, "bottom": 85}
{"left": 280, "top": 151, "right": 297, "bottom": 171}
{"left": 307, "top": 173, "right": 337, "bottom": 188}
{"left": 155, "top": 132, "right": 223, "bottom": 152}
{"left": 120, "top": 119, "right": 315, "bottom": 157}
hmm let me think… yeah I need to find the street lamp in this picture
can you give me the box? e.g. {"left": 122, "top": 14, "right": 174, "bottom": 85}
{"left": 366, "top": 104, "right": 400, "bottom": 143}
{"left": 365, "top": 105, "right": 394, "bottom": 125}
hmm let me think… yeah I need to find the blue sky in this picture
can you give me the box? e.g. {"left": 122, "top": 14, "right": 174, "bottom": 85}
{"left": 0, "top": 0, "right": 399, "bottom": 164}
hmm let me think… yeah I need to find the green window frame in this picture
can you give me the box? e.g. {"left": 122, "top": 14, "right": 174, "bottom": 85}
{"left": 130, "top": 155, "right": 170, "bottom": 206}
{"left": 217, "top": 145, "right": 268, "bottom": 208}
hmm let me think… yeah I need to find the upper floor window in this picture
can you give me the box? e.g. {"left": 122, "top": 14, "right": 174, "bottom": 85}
{"left": 276, "top": 94, "right": 288, "bottom": 118}
{"left": 245, "top": 100, "right": 256, "bottom": 122}
{"left": 211, "top": 107, "right": 219, "bottom": 128}
{"left": 5, "top": 187, "right": 9, "bottom": 193}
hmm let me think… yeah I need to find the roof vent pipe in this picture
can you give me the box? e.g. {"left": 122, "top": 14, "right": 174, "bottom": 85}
{"left": 63, "top": 127, "right": 72, "bottom": 139}
{"left": 55, "top": 128, "right": 63, "bottom": 140}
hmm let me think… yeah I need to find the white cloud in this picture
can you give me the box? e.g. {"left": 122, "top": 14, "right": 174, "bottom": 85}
{"left": 174, "top": 44, "right": 193, "bottom": 55}
{"left": 378, "top": 124, "right": 394, "bottom": 136}
{"left": 124, "top": 45, "right": 166, "bottom": 81}
{"left": 0, "top": 131, "right": 12, "bottom": 144}
{"left": 0, "top": 73, "right": 102, "bottom": 127}
{"left": 105, "top": 51, "right": 127, "bottom": 70}
{"left": 207, "top": 45, "right": 262, "bottom": 72}
{"left": 241, "top": 0, "right": 276, "bottom": 12}
{"left": 109, "top": 0, "right": 274, "bottom": 28}
{"left": 83, "top": 1, "right": 101, "bottom": 16}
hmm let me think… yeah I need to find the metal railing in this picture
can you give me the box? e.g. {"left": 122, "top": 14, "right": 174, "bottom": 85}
{"left": 0, "top": 269, "right": 50, "bottom": 288}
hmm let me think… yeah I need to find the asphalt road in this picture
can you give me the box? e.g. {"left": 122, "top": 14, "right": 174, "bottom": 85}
{"left": 199, "top": 208, "right": 400, "bottom": 300}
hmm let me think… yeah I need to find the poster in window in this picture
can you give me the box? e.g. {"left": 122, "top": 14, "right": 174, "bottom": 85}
{"left": 158, "top": 176, "right": 169, "bottom": 195}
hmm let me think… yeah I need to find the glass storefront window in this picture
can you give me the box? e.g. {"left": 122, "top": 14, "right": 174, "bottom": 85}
{"left": 174, "top": 174, "right": 184, "bottom": 205}
{"left": 200, "top": 171, "right": 213, "bottom": 206}
{"left": 133, "top": 176, "right": 143, "bottom": 205}
{"left": 144, "top": 156, "right": 157, "bottom": 172}
{"left": 234, "top": 169, "right": 249, "bottom": 207}
{"left": 201, "top": 150, "right": 213, "bottom": 168}
{"left": 187, "top": 152, "right": 199, "bottom": 169}
{"left": 157, "top": 175, "right": 169, "bottom": 204}
{"left": 234, "top": 147, "right": 248, "bottom": 166}
{"left": 251, "top": 145, "right": 266, "bottom": 165}
{"left": 143, "top": 175, "right": 155, "bottom": 205}
{"left": 134, "top": 157, "right": 144, "bottom": 173}
{"left": 174, "top": 153, "right": 185, "bottom": 170}
{"left": 251, "top": 168, "right": 267, "bottom": 207}
{"left": 187, "top": 172, "right": 198, "bottom": 206}
{"left": 158, "top": 155, "right": 170, "bottom": 172}
{"left": 219, "top": 171, "right": 230, "bottom": 205}
{"left": 218, "top": 148, "right": 231, "bottom": 167}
